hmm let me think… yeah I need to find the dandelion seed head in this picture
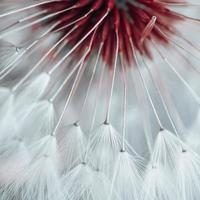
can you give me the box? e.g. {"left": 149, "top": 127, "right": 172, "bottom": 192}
{"left": 0, "top": 0, "right": 200, "bottom": 200}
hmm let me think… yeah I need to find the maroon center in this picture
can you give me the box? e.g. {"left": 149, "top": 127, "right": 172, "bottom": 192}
{"left": 40, "top": 0, "right": 183, "bottom": 67}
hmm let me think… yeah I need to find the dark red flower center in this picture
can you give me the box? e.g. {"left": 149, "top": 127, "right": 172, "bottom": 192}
{"left": 40, "top": 0, "right": 183, "bottom": 67}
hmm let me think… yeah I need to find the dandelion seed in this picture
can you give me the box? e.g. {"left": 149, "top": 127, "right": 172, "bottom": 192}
{"left": 142, "top": 164, "right": 175, "bottom": 200}
{"left": 176, "top": 149, "right": 200, "bottom": 200}
{"left": 0, "top": 138, "right": 30, "bottom": 185}
{"left": 57, "top": 123, "right": 87, "bottom": 172}
{"left": 1, "top": 136, "right": 63, "bottom": 200}
{"left": 87, "top": 123, "right": 122, "bottom": 176}
{"left": 18, "top": 100, "right": 56, "bottom": 143}
{"left": 110, "top": 151, "right": 144, "bottom": 200}
{"left": 142, "top": 129, "right": 183, "bottom": 200}
{"left": 61, "top": 163, "right": 116, "bottom": 200}
{"left": 9, "top": 155, "right": 63, "bottom": 200}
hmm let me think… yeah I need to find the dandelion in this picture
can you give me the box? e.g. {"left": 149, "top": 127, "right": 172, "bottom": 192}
{"left": 0, "top": 0, "right": 200, "bottom": 200}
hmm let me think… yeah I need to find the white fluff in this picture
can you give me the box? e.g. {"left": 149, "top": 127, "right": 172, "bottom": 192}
{"left": 110, "top": 151, "right": 143, "bottom": 200}
{"left": 0, "top": 138, "right": 30, "bottom": 185}
{"left": 0, "top": 135, "right": 63, "bottom": 200}
{"left": 150, "top": 129, "right": 183, "bottom": 170}
{"left": 18, "top": 100, "right": 56, "bottom": 143}
{"left": 15, "top": 73, "right": 50, "bottom": 110}
{"left": 0, "top": 88, "right": 16, "bottom": 140}
{"left": 142, "top": 164, "right": 175, "bottom": 200}
{"left": 176, "top": 149, "right": 200, "bottom": 200}
{"left": 0, "top": 73, "right": 51, "bottom": 140}
{"left": 87, "top": 123, "right": 122, "bottom": 176}
{"left": 57, "top": 123, "right": 87, "bottom": 172}
{"left": 6, "top": 156, "right": 63, "bottom": 200}
{"left": 142, "top": 129, "right": 183, "bottom": 200}
{"left": 61, "top": 163, "right": 116, "bottom": 200}
{"left": 27, "top": 135, "right": 59, "bottom": 164}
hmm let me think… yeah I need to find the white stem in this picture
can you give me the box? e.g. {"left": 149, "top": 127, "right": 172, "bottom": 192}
{"left": 51, "top": 60, "right": 85, "bottom": 136}
{"left": 120, "top": 54, "right": 127, "bottom": 152}
{"left": 49, "top": 55, "right": 86, "bottom": 102}
{"left": 161, "top": 2, "right": 200, "bottom": 7}
{"left": 129, "top": 37, "right": 163, "bottom": 129}
{"left": 141, "top": 57, "right": 179, "bottom": 137}
{"left": 51, "top": 30, "right": 97, "bottom": 136}
{"left": 48, "top": 10, "right": 109, "bottom": 75}
{"left": 90, "top": 62, "right": 106, "bottom": 131}
{"left": 0, "top": 22, "right": 59, "bottom": 80}
{"left": 0, "top": 6, "right": 73, "bottom": 39}
{"left": 49, "top": 8, "right": 94, "bottom": 34}
{"left": 1, "top": 10, "right": 47, "bottom": 33}
{"left": 78, "top": 42, "right": 103, "bottom": 121}
{"left": 12, "top": 26, "right": 75, "bottom": 91}
{"left": 105, "top": 32, "right": 119, "bottom": 123}
{"left": 0, "top": 0, "right": 65, "bottom": 18}
{"left": 152, "top": 42, "right": 200, "bottom": 105}
{"left": 155, "top": 25, "right": 200, "bottom": 62}
{"left": 51, "top": 39, "right": 68, "bottom": 58}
